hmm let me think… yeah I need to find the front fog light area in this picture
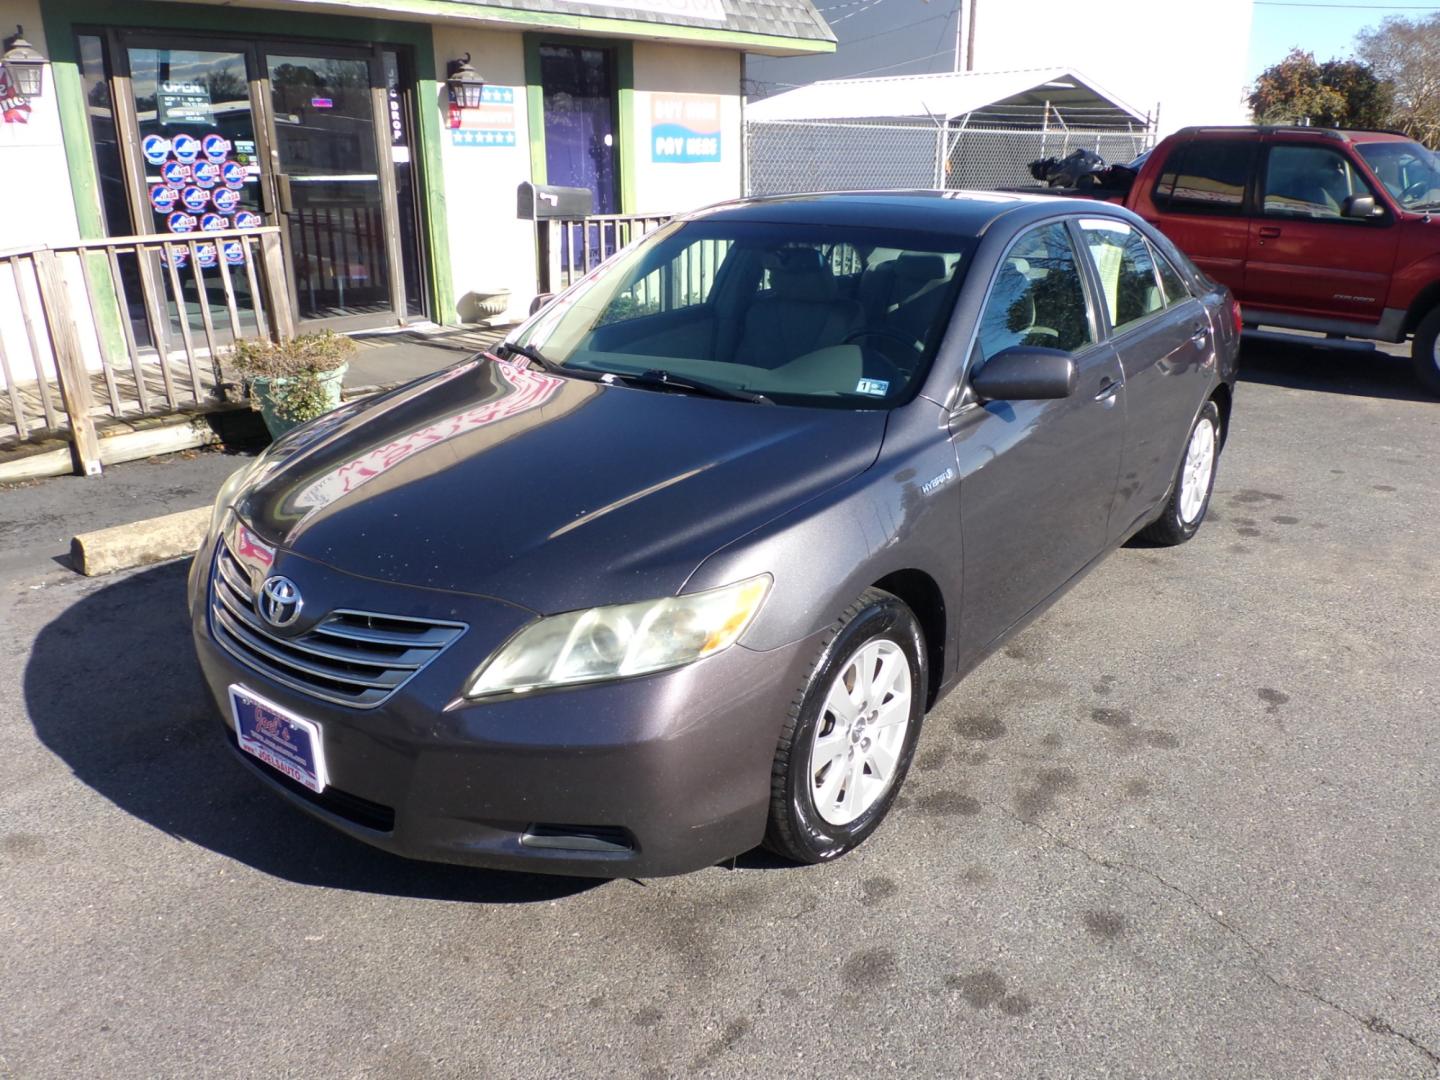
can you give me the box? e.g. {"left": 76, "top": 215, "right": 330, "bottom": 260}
{"left": 465, "top": 575, "right": 771, "bottom": 697}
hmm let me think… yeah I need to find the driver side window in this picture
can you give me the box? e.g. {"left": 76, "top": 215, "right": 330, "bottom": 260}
{"left": 976, "top": 223, "right": 1094, "bottom": 361}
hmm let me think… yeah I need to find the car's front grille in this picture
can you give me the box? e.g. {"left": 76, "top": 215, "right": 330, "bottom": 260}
{"left": 209, "top": 538, "right": 467, "bottom": 709}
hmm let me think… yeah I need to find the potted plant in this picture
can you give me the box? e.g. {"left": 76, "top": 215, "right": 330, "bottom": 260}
{"left": 228, "top": 330, "right": 354, "bottom": 439}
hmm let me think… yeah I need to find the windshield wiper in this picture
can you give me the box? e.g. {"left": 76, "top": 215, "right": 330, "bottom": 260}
{"left": 500, "top": 341, "right": 603, "bottom": 381}
{"left": 615, "top": 368, "right": 772, "bottom": 405}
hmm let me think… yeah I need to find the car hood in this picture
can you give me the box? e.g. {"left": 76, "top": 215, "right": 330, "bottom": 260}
{"left": 235, "top": 358, "right": 886, "bottom": 613}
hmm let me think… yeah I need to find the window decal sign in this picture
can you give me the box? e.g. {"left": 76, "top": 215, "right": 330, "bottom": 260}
{"left": 171, "top": 132, "right": 202, "bottom": 164}
{"left": 142, "top": 134, "right": 172, "bottom": 165}
{"left": 202, "top": 134, "right": 232, "bottom": 162}
{"left": 195, "top": 243, "right": 219, "bottom": 269}
{"left": 651, "top": 94, "right": 721, "bottom": 164}
{"left": 450, "top": 85, "right": 517, "bottom": 148}
{"left": 222, "top": 240, "right": 246, "bottom": 266}
{"left": 222, "top": 161, "right": 247, "bottom": 189}
{"left": 200, "top": 213, "right": 229, "bottom": 232}
{"left": 162, "top": 161, "right": 190, "bottom": 188}
{"left": 212, "top": 187, "right": 240, "bottom": 214}
{"left": 150, "top": 185, "right": 179, "bottom": 213}
{"left": 235, "top": 210, "right": 264, "bottom": 230}
{"left": 167, "top": 211, "right": 198, "bottom": 233}
{"left": 180, "top": 186, "right": 209, "bottom": 213}
{"left": 193, "top": 160, "right": 221, "bottom": 188}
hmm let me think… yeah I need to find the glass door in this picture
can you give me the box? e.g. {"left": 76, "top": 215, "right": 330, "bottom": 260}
{"left": 263, "top": 49, "right": 398, "bottom": 328}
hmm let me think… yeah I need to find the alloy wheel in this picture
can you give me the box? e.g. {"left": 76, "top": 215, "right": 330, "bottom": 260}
{"left": 808, "top": 638, "right": 913, "bottom": 826}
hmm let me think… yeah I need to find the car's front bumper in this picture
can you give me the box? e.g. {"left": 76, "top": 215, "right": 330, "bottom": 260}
{"left": 188, "top": 535, "right": 818, "bottom": 878}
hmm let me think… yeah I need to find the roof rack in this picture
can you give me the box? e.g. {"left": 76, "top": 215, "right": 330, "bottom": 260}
{"left": 1174, "top": 124, "right": 1411, "bottom": 140}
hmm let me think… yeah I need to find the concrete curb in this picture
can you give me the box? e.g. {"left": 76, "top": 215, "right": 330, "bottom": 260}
{"left": 70, "top": 506, "right": 211, "bottom": 577}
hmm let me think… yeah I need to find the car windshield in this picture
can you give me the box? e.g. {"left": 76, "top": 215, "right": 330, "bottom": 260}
{"left": 513, "top": 218, "right": 975, "bottom": 409}
{"left": 1355, "top": 140, "right": 1440, "bottom": 209}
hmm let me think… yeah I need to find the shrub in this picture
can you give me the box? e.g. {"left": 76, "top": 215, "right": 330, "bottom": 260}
{"left": 228, "top": 331, "right": 355, "bottom": 424}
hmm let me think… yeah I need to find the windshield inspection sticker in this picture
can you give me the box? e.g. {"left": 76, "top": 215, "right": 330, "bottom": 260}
{"left": 855, "top": 378, "right": 890, "bottom": 397}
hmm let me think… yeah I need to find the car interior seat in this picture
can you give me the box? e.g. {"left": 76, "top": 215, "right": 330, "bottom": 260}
{"left": 735, "top": 249, "right": 863, "bottom": 368}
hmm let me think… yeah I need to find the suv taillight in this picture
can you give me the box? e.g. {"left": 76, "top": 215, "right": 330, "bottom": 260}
{"left": 1231, "top": 296, "right": 1244, "bottom": 335}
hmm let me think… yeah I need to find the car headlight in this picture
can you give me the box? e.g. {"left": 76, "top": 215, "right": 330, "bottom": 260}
{"left": 208, "top": 462, "right": 254, "bottom": 538}
{"left": 465, "top": 575, "right": 771, "bottom": 698}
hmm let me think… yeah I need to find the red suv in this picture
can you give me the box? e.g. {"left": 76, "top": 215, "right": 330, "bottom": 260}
{"left": 1099, "top": 126, "right": 1440, "bottom": 393}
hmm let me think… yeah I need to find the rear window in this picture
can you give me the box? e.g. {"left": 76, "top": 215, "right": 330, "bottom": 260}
{"left": 1152, "top": 139, "right": 1257, "bottom": 215}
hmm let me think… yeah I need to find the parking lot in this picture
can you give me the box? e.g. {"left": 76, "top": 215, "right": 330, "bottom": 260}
{"left": 2, "top": 336, "right": 1437, "bottom": 1079}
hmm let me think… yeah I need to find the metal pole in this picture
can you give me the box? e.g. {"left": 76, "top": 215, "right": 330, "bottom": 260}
{"left": 953, "top": 0, "right": 964, "bottom": 73}
{"left": 966, "top": 0, "right": 978, "bottom": 71}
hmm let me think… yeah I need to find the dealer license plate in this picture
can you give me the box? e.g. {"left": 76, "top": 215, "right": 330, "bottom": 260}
{"left": 229, "top": 684, "right": 327, "bottom": 794}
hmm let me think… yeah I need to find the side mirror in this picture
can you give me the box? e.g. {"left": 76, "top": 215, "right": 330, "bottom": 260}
{"left": 970, "top": 346, "right": 1076, "bottom": 401}
{"left": 1343, "top": 194, "right": 1377, "bottom": 219}
{"left": 529, "top": 292, "right": 556, "bottom": 316}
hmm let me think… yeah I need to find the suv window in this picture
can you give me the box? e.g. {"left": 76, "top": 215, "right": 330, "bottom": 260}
{"left": 976, "top": 222, "right": 1093, "bottom": 360}
{"left": 1078, "top": 219, "right": 1166, "bottom": 332}
{"left": 1262, "top": 144, "right": 1377, "bottom": 219}
{"left": 1152, "top": 139, "right": 1256, "bottom": 215}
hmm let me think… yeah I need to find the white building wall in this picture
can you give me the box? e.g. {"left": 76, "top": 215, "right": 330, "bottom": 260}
{"left": 968, "top": 0, "right": 1253, "bottom": 135}
{"left": 0, "top": 0, "right": 82, "bottom": 251}
{"left": 631, "top": 43, "right": 743, "bottom": 215}
{"left": 430, "top": 26, "right": 537, "bottom": 325}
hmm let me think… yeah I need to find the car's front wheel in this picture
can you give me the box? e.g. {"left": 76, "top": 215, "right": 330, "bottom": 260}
{"left": 764, "top": 588, "right": 925, "bottom": 864}
{"left": 1139, "top": 398, "right": 1222, "bottom": 546}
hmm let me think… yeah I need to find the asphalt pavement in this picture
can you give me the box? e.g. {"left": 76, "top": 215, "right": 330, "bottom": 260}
{"left": 1, "top": 336, "right": 1437, "bottom": 1079}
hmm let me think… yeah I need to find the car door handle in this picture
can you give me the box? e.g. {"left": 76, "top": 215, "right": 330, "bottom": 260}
{"left": 1258, "top": 226, "right": 1281, "bottom": 238}
{"left": 1094, "top": 377, "right": 1120, "bottom": 402}
{"left": 1190, "top": 324, "right": 1209, "bottom": 347}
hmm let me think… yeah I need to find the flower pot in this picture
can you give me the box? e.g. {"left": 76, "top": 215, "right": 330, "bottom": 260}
{"left": 250, "top": 362, "right": 348, "bottom": 440}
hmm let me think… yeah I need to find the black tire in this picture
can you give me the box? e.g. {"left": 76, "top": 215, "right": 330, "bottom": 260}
{"left": 763, "top": 588, "right": 926, "bottom": 865}
{"left": 1139, "top": 399, "right": 1222, "bottom": 547}
{"left": 1410, "top": 307, "right": 1440, "bottom": 398}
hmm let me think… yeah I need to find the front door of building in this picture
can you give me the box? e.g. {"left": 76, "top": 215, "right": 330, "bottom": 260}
{"left": 113, "top": 32, "right": 419, "bottom": 334}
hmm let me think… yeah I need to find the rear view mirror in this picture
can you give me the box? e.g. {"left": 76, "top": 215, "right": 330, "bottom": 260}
{"left": 970, "top": 346, "right": 1076, "bottom": 401}
{"left": 1343, "top": 194, "right": 1377, "bottom": 219}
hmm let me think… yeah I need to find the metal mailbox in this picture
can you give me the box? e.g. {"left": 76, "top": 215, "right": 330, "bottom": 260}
{"left": 517, "top": 182, "right": 594, "bottom": 220}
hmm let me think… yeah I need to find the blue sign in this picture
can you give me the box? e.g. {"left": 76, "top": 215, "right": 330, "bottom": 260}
{"left": 212, "top": 187, "right": 240, "bottom": 214}
{"left": 150, "top": 185, "right": 178, "bottom": 213}
{"left": 142, "top": 135, "right": 172, "bottom": 166}
{"left": 195, "top": 243, "right": 219, "bottom": 269}
{"left": 200, "top": 213, "right": 229, "bottom": 232}
{"left": 171, "top": 133, "right": 201, "bottom": 164}
{"left": 221, "top": 161, "right": 247, "bottom": 188}
{"left": 161, "top": 162, "right": 190, "bottom": 188}
{"left": 235, "top": 210, "right": 264, "bottom": 230}
{"left": 202, "top": 134, "right": 232, "bottom": 163}
{"left": 167, "top": 212, "right": 198, "bottom": 234}
{"left": 180, "top": 186, "right": 209, "bottom": 213}
{"left": 222, "top": 240, "right": 246, "bottom": 266}
{"left": 451, "top": 130, "right": 516, "bottom": 147}
{"left": 193, "top": 161, "right": 221, "bottom": 189}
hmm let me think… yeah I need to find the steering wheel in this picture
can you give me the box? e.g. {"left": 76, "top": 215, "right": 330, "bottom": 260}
{"left": 1402, "top": 179, "right": 1434, "bottom": 203}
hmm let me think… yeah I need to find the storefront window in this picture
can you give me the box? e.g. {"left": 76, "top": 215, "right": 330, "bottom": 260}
{"left": 76, "top": 35, "right": 133, "bottom": 237}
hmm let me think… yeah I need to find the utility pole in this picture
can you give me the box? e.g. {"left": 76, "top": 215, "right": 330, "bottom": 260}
{"left": 953, "top": 0, "right": 978, "bottom": 72}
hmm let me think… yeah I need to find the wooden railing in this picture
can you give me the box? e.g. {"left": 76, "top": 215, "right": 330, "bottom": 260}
{"left": 537, "top": 214, "right": 672, "bottom": 294}
{"left": 0, "top": 227, "right": 292, "bottom": 474}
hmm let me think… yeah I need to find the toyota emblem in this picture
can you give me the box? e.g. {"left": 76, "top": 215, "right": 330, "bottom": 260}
{"left": 257, "top": 575, "right": 303, "bottom": 629}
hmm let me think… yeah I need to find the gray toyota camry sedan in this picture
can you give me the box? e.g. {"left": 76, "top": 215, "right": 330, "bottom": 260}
{"left": 190, "top": 191, "right": 1238, "bottom": 877}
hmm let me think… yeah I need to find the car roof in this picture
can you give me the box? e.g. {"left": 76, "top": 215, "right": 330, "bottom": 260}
{"left": 684, "top": 190, "right": 1120, "bottom": 238}
{"left": 1175, "top": 125, "right": 1416, "bottom": 145}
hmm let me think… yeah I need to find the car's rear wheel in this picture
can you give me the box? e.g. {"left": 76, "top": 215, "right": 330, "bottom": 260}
{"left": 1410, "top": 307, "right": 1440, "bottom": 397}
{"left": 764, "top": 588, "right": 925, "bottom": 864}
{"left": 1139, "top": 399, "right": 1221, "bottom": 547}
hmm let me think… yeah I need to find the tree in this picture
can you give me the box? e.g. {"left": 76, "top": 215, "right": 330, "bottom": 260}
{"left": 1248, "top": 48, "right": 1393, "bottom": 130}
{"left": 1356, "top": 14, "right": 1440, "bottom": 147}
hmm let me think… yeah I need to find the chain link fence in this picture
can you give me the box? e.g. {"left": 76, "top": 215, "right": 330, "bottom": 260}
{"left": 745, "top": 119, "right": 1155, "bottom": 196}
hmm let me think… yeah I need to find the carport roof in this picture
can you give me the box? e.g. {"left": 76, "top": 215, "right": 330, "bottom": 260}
{"left": 746, "top": 66, "right": 1150, "bottom": 125}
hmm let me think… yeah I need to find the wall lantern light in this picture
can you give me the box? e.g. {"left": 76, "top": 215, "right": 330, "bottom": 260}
{"left": 2, "top": 26, "right": 47, "bottom": 99}
{"left": 446, "top": 54, "right": 487, "bottom": 110}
